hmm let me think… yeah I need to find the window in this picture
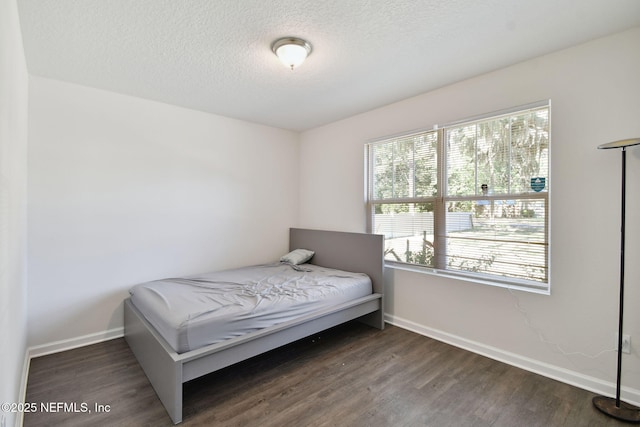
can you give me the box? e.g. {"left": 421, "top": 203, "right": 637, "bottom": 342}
{"left": 366, "top": 101, "right": 550, "bottom": 292}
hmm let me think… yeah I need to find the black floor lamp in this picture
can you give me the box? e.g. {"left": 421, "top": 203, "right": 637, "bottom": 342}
{"left": 592, "top": 137, "right": 640, "bottom": 423}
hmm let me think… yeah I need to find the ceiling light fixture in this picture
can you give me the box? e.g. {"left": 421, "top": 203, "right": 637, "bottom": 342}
{"left": 271, "top": 37, "right": 312, "bottom": 70}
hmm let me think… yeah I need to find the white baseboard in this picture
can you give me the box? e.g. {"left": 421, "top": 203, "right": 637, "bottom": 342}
{"left": 28, "top": 327, "right": 124, "bottom": 359}
{"left": 385, "top": 313, "right": 640, "bottom": 407}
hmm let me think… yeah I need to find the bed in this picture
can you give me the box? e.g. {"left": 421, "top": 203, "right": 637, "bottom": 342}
{"left": 124, "top": 228, "right": 384, "bottom": 424}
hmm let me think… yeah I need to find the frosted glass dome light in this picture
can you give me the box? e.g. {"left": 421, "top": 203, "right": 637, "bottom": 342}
{"left": 272, "top": 37, "right": 312, "bottom": 70}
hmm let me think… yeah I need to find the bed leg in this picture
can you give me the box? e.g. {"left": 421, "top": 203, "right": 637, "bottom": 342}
{"left": 124, "top": 300, "right": 184, "bottom": 424}
{"left": 357, "top": 295, "right": 385, "bottom": 330}
{"left": 148, "top": 363, "right": 183, "bottom": 424}
{"left": 164, "top": 369, "right": 183, "bottom": 425}
{"left": 358, "top": 310, "right": 384, "bottom": 330}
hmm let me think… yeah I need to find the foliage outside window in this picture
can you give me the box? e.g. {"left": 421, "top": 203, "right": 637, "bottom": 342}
{"left": 366, "top": 102, "right": 550, "bottom": 292}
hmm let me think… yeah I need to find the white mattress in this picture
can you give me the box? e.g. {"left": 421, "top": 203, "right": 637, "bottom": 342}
{"left": 129, "top": 263, "right": 372, "bottom": 353}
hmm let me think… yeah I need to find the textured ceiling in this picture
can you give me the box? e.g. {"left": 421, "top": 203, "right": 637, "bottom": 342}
{"left": 17, "top": 0, "right": 640, "bottom": 131}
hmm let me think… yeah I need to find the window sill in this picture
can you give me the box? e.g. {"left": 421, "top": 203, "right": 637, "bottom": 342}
{"left": 385, "top": 261, "right": 550, "bottom": 295}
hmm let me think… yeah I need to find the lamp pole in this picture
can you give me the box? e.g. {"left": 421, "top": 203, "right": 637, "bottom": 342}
{"left": 592, "top": 138, "right": 640, "bottom": 423}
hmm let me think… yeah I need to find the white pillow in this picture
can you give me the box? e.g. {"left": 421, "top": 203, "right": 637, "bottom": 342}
{"left": 280, "top": 249, "right": 315, "bottom": 265}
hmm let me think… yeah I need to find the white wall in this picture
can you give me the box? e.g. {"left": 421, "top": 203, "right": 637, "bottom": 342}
{"left": 27, "top": 78, "right": 300, "bottom": 348}
{"left": 0, "top": 0, "right": 29, "bottom": 426}
{"left": 300, "top": 28, "right": 640, "bottom": 401}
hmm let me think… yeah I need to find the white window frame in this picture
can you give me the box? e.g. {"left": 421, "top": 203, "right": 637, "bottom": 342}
{"left": 366, "top": 101, "right": 551, "bottom": 294}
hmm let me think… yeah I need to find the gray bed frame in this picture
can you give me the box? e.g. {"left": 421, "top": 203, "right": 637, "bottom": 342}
{"left": 124, "top": 228, "right": 384, "bottom": 424}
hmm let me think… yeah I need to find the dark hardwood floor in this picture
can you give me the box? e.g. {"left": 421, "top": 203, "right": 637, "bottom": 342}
{"left": 24, "top": 322, "right": 625, "bottom": 426}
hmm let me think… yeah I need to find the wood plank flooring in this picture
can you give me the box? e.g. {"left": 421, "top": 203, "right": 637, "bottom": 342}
{"left": 24, "top": 322, "right": 627, "bottom": 426}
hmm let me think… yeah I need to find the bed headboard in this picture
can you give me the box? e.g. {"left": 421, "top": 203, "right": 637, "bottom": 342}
{"left": 289, "top": 228, "right": 384, "bottom": 295}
